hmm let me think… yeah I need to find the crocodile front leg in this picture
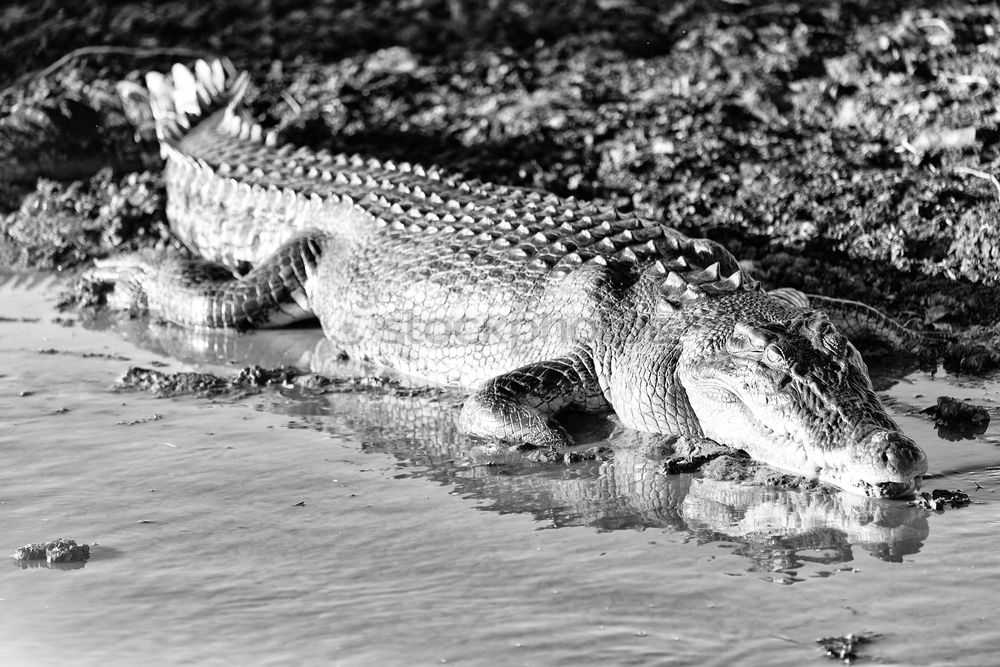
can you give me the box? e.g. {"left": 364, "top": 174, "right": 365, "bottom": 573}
{"left": 87, "top": 231, "right": 326, "bottom": 329}
{"left": 458, "top": 352, "right": 610, "bottom": 450}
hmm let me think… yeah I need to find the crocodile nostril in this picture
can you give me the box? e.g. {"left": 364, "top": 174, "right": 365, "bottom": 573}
{"left": 864, "top": 431, "right": 929, "bottom": 478}
{"left": 884, "top": 447, "right": 898, "bottom": 466}
{"left": 764, "top": 344, "right": 785, "bottom": 366}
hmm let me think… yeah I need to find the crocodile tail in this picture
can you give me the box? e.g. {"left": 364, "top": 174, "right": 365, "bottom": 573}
{"left": 141, "top": 59, "right": 253, "bottom": 148}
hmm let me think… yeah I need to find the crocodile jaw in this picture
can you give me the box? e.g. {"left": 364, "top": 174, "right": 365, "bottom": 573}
{"left": 688, "top": 392, "right": 927, "bottom": 497}
{"left": 674, "top": 304, "right": 928, "bottom": 498}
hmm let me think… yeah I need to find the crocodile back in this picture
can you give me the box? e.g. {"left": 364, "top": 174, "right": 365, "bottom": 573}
{"left": 148, "top": 61, "right": 761, "bottom": 384}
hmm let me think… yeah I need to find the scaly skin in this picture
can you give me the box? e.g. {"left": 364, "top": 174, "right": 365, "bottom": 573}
{"left": 91, "top": 60, "right": 928, "bottom": 497}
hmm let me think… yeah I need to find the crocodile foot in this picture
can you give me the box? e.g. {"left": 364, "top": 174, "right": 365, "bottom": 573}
{"left": 660, "top": 436, "right": 746, "bottom": 474}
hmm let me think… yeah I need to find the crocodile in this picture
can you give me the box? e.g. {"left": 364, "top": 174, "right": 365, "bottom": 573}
{"left": 91, "top": 60, "right": 928, "bottom": 497}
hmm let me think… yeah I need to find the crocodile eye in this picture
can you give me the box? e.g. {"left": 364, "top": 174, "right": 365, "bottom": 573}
{"left": 728, "top": 322, "right": 772, "bottom": 354}
{"left": 763, "top": 343, "right": 786, "bottom": 366}
{"left": 823, "top": 332, "right": 847, "bottom": 355}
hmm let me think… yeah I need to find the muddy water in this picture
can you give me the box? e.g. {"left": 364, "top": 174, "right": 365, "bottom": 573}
{"left": 1, "top": 273, "right": 998, "bottom": 666}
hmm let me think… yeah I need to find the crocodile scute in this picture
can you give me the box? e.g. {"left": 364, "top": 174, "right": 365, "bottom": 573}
{"left": 90, "top": 60, "right": 928, "bottom": 497}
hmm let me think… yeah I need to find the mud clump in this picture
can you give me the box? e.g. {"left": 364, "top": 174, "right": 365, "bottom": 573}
{"left": 12, "top": 538, "right": 90, "bottom": 564}
{"left": 661, "top": 436, "right": 747, "bottom": 474}
{"left": 117, "top": 364, "right": 449, "bottom": 401}
{"left": 921, "top": 396, "right": 990, "bottom": 440}
{"left": 817, "top": 632, "right": 880, "bottom": 664}
{"left": 911, "top": 488, "right": 973, "bottom": 511}
{"left": 118, "top": 364, "right": 297, "bottom": 398}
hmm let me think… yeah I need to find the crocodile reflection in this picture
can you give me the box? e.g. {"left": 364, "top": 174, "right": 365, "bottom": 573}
{"left": 96, "top": 315, "right": 931, "bottom": 575}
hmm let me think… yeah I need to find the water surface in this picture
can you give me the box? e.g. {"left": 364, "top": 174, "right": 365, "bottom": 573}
{"left": 1, "top": 274, "right": 998, "bottom": 666}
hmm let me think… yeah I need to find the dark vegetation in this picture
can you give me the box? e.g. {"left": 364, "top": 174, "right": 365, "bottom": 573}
{"left": 3, "top": 1, "right": 1000, "bottom": 364}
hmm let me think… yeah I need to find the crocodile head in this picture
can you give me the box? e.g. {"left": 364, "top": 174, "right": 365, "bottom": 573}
{"left": 676, "top": 302, "right": 927, "bottom": 498}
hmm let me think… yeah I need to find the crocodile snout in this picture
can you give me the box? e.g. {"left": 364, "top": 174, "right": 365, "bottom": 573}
{"left": 860, "top": 430, "right": 928, "bottom": 498}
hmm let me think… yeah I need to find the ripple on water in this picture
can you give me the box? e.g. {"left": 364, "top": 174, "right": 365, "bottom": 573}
{"left": 1, "top": 274, "right": 999, "bottom": 666}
